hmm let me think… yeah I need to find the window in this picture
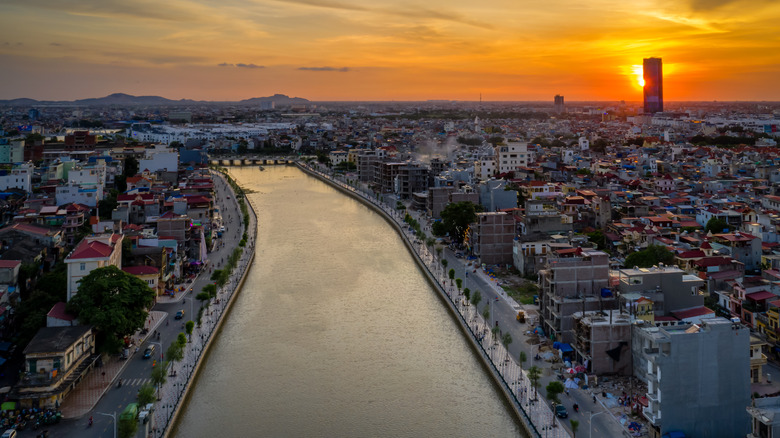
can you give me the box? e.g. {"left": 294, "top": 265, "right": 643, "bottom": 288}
{"left": 80, "top": 263, "right": 86, "bottom": 271}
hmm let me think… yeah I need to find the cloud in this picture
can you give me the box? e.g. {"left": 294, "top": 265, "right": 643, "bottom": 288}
{"left": 237, "top": 63, "right": 264, "bottom": 68}
{"left": 218, "top": 62, "right": 234, "bottom": 67}
{"left": 50, "top": 42, "right": 62, "bottom": 47}
{"left": 298, "top": 66, "right": 350, "bottom": 72}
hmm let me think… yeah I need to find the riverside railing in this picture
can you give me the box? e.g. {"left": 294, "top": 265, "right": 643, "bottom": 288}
{"left": 299, "top": 163, "right": 568, "bottom": 438}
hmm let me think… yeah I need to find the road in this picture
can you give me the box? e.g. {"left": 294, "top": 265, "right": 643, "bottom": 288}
{"left": 21, "top": 170, "right": 248, "bottom": 438}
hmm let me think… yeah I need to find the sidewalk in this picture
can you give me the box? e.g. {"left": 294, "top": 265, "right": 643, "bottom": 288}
{"left": 59, "top": 310, "right": 168, "bottom": 418}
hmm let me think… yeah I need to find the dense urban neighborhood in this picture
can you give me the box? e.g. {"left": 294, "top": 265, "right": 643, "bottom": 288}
{"left": 1, "top": 95, "right": 780, "bottom": 437}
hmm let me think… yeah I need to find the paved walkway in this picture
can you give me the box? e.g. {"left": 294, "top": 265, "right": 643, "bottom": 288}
{"left": 59, "top": 311, "right": 168, "bottom": 418}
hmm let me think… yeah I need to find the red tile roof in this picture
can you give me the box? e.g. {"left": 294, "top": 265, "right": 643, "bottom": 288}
{"left": 0, "top": 260, "right": 21, "bottom": 269}
{"left": 746, "top": 291, "right": 776, "bottom": 301}
{"left": 122, "top": 266, "right": 159, "bottom": 275}
{"left": 671, "top": 306, "right": 715, "bottom": 320}
{"left": 46, "top": 302, "right": 76, "bottom": 321}
{"left": 68, "top": 240, "right": 113, "bottom": 260}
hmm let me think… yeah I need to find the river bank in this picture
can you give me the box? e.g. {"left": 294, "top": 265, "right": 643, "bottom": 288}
{"left": 296, "top": 162, "right": 563, "bottom": 438}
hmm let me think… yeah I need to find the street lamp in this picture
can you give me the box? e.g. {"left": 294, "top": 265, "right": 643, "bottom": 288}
{"left": 96, "top": 411, "right": 117, "bottom": 438}
{"left": 589, "top": 410, "right": 606, "bottom": 438}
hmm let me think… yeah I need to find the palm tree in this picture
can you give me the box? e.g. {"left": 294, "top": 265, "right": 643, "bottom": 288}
{"left": 570, "top": 419, "right": 579, "bottom": 438}
{"left": 519, "top": 351, "right": 527, "bottom": 370}
{"left": 527, "top": 366, "right": 541, "bottom": 400}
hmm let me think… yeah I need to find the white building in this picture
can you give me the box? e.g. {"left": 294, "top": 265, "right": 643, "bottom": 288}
{"left": 0, "top": 162, "right": 33, "bottom": 192}
{"left": 56, "top": 185, "right": 103, "bottom": 207}
{"left": 139, "top": 145, "right": 178, "bottom": 173}
{"left": 65, "top": 233, "right": 123, "bottom": 301}
{"left": 495, "top": 141, "right": 529, "bottom": 174}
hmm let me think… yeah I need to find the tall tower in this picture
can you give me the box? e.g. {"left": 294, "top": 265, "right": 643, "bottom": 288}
{"left": 554, "top": 95, "right": 565, "bottom": 114}
{"left": 643, "top": 57, "right": 663, "bottom": 114}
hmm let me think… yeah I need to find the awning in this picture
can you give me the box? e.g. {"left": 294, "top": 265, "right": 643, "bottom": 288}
{"left": 553, "top": 342, "right": 574, "bottom": 353}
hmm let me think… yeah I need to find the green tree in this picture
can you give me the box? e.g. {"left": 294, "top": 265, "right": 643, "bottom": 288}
{"left": 441, "top": 259, "right": 448, "bottom": 270}
{"left": 587, "top": 230, "right": 607, "bottom": 250}
{"left": 177, "top": 333, "right": 187, "bottom": 348}
{"left": 150, "top": 360, "right": 168, "bottom": 399}
{"left": 185, "top": 320, "right": 195, "bottom": 341}
{"left": 624, "top": 244, "right": 675, "bottom": 269}
{"left": 491, "top": 325, "right": 500, "bottom": 344}
{"left": 705, "top": 217, "right": 729, "bottom": 234}
{"left": 211, "top": 269, "right": 229, "bottom": 288}
{"left": 137, "top": 384, "right": 156, "bottom": 406}
{"left": 482, "top": 306, "right": 490, "bottom": 323}
{"left": 501, "top": 332, "right": 513, "bottom": 350}
{"left": 124, "top": 156, "right": 139, "bottom": 177}
{"left": 463, "top": 287, "right": 471, "bottom": 303}
{"left": 448, "top": 268, "right": 455, "bottom": 284}
{"left": 196, "top": 291, "right": 211, "bottom": 308}
{"left": 570, "top": 419, "right": 579, "bottom": 438}
{"left": 118, "top": 415, "right": 139, "bottom": 438}
{"left": 98, "top": 189, "right": 119, "bottom": 220}
{"left": 455, "top": 278, "right": 463, "bottom": 293}
{"left": 471, "top": 290, "right": 482, "bottom": 308}
{"left": 528, "top": 366, "right": 542, "bottom": 398}
{"left": 438, "top": 201, "right": 479, "bottom": 244}
{"left": 546, "top": 380, "right": 564, "bottom": 403}
{"left": 166, "top": 341, "right": 184, "bottom": 369}
{"left": 519, "top": 351, "right": 527, "bottom": 370}
{"left": 66, "top": 266, "right": 156, "bottom": 353}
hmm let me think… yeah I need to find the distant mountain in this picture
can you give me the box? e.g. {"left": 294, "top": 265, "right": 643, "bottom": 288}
{"left": 239, "top": 94, "right": 309, "bottom": 105}
{"left": 0, "top": 93, "right": 309, "bottom": 106}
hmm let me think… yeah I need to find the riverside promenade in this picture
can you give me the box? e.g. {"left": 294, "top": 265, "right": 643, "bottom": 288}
{"left": 297, "top": 162, "right": 569, "bottom": 438}
{"left": 151, "top": 168, "right": 258, "bottom": 438}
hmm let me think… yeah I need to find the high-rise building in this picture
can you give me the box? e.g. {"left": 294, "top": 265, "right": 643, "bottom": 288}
{"left": 643, "top": 57, "right": 663, "bottom": 113}
{"left": 554, "top": 95, "right": 565, "bottom": 114}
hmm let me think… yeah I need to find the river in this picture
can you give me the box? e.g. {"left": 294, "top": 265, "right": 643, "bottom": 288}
{"left": 172, "top": 165, "right": 522, "bottom": 437}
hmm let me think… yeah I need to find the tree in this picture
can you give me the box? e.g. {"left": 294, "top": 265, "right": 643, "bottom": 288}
{"left": 124, "top": 156, "right": 139, "bottom": 178}
{"left": 546, "top": 381, "right": 564, "bottom": 403}
{"left": 66, "top": 266, "right": 156, "bottom": 353}
{"left": 177, "top": 333, "right": 187, "bottom": 348}
{"left": 448, "top": 268, "right": 455, "bottom": 284}
{"left": 150, "top": 360, "right": 168, "bottom": 399}
{"left": 587, "top": 230, "right": 607, "bottom": 250}
{"left": 455, "top": 278, "right": 463, "bottom": 294}
{"left": 463, "top": 287, "right": 471, "bottom": 303}
{"left": 137, "top": 384, "right": 156, "bottom": 406}
{"left": 624, "top": 245, "right": 675, "bottom": 269}
{"left": 570, "top": 419, "right": 579, "bottom": 438}
{"left": 519, "top": 351, "right": 527, "bottom": 370}
{"left": 501, "top": 332, "right": 513, "bottom": 350}
{"left": 211, "top": 269, "right": 229, "bottom": 288}
{"left": 705, "top": 217, "right": 729, "bottom": 234}
{"left": 482, "top": 306, "right": 490, "bottom": 323}
{"left": 196, "top": 291, "right": 211, "bottom": 308}
{"left": 527, "top": 366, "right": 542, "bottom": 398}
{"left": 471, "top": 290, "right": 482, "bottom": 308}
{"left": 438, "top": 201, "right": 479, "bottom": 244}
{"left": 166, "top": 341, "right": 184, "bottom": 369}
{"left": 185, "top": 320, "right": 195, "bottom": 341}
{"left": 98, "top": 189, "right": 119, "bottom": 220}
{"left": 441, "top": 259, "right": 448, "bottom": 270}
{"left": 118, "top": 415, "right": 139, "bottom": 438}
{"left": 491, "top": 325, "right": 500, "bottom": 344}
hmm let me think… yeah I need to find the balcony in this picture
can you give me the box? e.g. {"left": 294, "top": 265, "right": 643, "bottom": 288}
{"left": 644, "top": 409, "right": 661, "bottom": 424}
{"left": 644, "top": 347, "right": 659, "bottom": 355}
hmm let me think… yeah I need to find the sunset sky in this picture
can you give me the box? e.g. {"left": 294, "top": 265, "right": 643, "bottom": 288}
{"left": 1, "top": 0, "right": 779, "bottom": 101}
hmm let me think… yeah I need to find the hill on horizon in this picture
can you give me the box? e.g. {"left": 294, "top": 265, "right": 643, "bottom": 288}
{"left": 0, "top": 93, "right": 310, "bottom": 106}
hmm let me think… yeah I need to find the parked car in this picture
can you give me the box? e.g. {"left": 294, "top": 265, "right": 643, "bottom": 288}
{"left": 2, "top": 429, "right": 18, "bottom": 438}
{"left": 143, "top": 345, "right": 155, "bottom": 359}
{"left": 554, "top": 404, "right": 568, "bottom": 418}
{"left": 175, "top": 310, "right": 185, "bottom": 320}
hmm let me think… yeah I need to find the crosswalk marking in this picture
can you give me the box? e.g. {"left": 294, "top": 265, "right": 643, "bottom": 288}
{"left": 126, "top": 378, "right": 151, "bottom": 386}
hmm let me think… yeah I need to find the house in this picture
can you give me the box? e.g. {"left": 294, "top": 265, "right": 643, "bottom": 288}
{"left": 64, "top": 233, "right": 123, "bottom": 301}
{"left": 13, "top": 325, "right": 96, "bottom": 409}
{"left": 122, "top": 265, "right": 161, "bottom": 296}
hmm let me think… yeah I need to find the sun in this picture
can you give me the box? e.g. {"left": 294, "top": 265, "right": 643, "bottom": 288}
{"left": 631, "top": 65, "right": 645, "bottom": 87}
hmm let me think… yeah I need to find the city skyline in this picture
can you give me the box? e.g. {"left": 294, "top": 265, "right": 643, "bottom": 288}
{"left": 1, "top": 0, "right": 779, "bottom": 102}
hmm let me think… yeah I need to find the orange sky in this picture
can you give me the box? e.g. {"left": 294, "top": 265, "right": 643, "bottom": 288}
{"left": 1, "top": 0, "right": 779, "bottom": 101}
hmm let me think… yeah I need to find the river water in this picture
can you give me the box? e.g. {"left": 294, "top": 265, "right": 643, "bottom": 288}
{"left": 173, "top": 165, "right": 522, "bottom": 437}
